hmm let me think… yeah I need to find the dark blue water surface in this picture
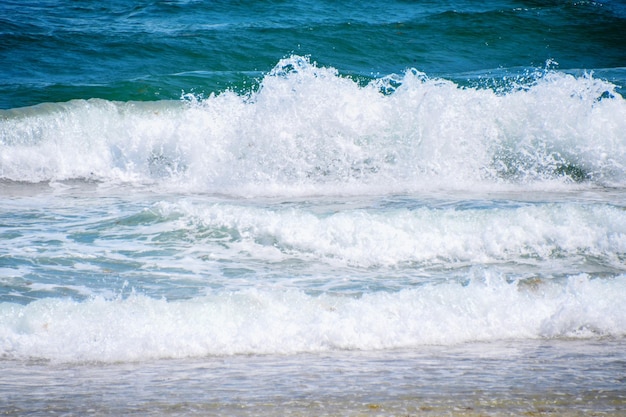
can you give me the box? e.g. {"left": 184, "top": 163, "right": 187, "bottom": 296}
{"left": 2, "top": 0, "right": 625, "bottom": 109}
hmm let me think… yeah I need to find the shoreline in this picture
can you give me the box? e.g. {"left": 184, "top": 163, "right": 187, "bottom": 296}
{"left": 3, "top": 339, "right": 624, "bottom": 416}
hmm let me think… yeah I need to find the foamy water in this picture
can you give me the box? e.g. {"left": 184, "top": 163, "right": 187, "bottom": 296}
{"left": 2, "top": 57, "right": 625, "bottom": 192}
{"left": 2, "top": 273, "right": 625, "bottom": 363}
{"left": 2, "top": 56, "right": 626, "bottom": 416}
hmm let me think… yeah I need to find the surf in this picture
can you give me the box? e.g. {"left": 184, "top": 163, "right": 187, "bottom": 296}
{"left": 1, "top": 56, "right": 625, "bottom": 195}
{"left": 0, "top": 272, "right": 624, "bottom": 363}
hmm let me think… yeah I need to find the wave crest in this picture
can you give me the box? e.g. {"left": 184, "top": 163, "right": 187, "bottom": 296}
{"left": 1, "top": 56, "right": 625, "bottom": 194}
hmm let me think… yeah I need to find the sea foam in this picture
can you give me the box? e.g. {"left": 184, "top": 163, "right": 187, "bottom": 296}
{"left": 1, "top": 56, "right": 625, "bottom": 194}
{"left": 156, "top": 199, "right": 626, "bottom": 269}
{"left": 1, "top": 273, "right": 624, "bottom": 363}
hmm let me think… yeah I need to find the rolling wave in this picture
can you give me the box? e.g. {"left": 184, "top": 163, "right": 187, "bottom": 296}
{"left": 2, "top": 56, "right": 625, "bottom": 195}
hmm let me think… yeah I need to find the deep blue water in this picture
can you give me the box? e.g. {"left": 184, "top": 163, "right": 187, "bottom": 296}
{"left": 2, "top": 0, "right": 625, "bottom": 109}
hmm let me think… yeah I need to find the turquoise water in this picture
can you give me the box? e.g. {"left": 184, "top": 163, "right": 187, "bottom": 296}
{"left": 2, "top": 0, "right": 625, "bottom": 108}
{"left": 2, "top": 1, "right": 626, "bottom": 415}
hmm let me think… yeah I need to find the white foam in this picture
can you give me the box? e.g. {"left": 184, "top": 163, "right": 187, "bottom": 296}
{"left": 1, "top": 273, "right": 624, "bottom": 363}
{"left": 1, "top": 56, "right": 625, "bottom": 194}
{"left": 157, "top": 199, "right": 626, "bottom": 268}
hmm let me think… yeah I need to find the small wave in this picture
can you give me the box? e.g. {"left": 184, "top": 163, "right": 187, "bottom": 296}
{"left": 155, "top": 199, "right": 626, "bottom": 269}
{"left": 1, "top": 273, "right": 624, "bottom": 363}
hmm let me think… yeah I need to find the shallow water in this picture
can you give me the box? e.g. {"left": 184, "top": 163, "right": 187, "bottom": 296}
{"left": 3, "top": 339, "right": 625, "bottom": 416}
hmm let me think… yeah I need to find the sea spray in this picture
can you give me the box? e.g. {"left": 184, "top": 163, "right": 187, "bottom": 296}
{"left": 2, "top": 56, "right": 625, "bottom": 193}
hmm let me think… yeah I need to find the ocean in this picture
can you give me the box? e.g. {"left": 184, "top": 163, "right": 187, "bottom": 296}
{"left": 1, "top": 0, "right": 626, "bottom": 415}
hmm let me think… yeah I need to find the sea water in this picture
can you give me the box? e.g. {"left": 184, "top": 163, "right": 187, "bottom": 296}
{"left": 1, "top": 1, "right": 626, "bottom": 415}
